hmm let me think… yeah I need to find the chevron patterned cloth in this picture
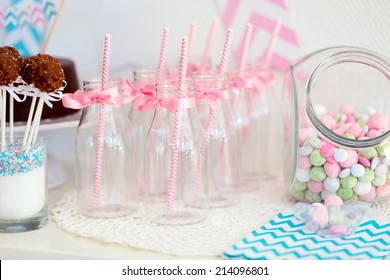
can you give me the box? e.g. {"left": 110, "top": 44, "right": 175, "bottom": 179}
{"left": 223, "top": 211, "right": 390, "bottom": 260}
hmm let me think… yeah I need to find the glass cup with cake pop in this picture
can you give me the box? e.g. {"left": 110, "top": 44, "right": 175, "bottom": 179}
{"left": 0, "top": 48, "right": 65, "bottom": 233}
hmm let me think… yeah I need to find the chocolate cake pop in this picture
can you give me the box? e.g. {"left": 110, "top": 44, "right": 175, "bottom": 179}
{"left": 0, "top": 46, "right": 23, "bottom": 71}
{"left": 0, "top": 54, "right": 19, "bottom": 86}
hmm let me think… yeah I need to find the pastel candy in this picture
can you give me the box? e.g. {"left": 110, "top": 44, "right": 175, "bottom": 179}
{"left": 372, "top": 175, "right": 386, "bottom": 187}
{"left": 358, "top": 168, "right": 375, "bottom": 183}
{"left": 298, "top": 156, "right": 312, "bottom": 169}
{"left": 310, "top": 149, "right": 326, "bottom": 166}
{"left": 360, "top": 148, "right": 378, "bottom": 160}
{"left": 326, "top": 156, "right": 337, "bottom": 163}
{"left": 345, "top": 115, "right": 356, "bottom": 124}
{"left": 358, "top": 156, "right": 370, "bottom": 167}
{"left": 367, "top": 112, "right": 385, "bottom": 130}
{"left": 321, "top": 190, "right": 337, "bottom": 201}
{"left": 324, "top": 177, "right": 340, "bottom": 192}
{"left": 358, "top": 186, "right": 376, "bottom": 202}
{"left": 340, "top": 175, "right": 358, "bottom": 189}
{"left": 305, "top": 190, "right": 322, "bottom": 203}
{"left": 381, "top": 156, "right": 390, "bottom": 166}
{"left": 321, "top": 114, "right": 336, "bottom": 130}
{"left": 367, "top": 130, "right": 381, "bottom": 139}
{"left": 329, "top": 225, "right": 348, "bottom": 235}
{"left": 353, "top": 181, "right": 371, "bottom": 195}
{"left": 308, "top": 203, "right": 329, "bottom": 229}
{"left": 346, "top": 123, "right": 362, "bottom": 138}
{"left": 340, "top": 150, "right": 358, "bottom": 168}
{"left": 305, "top": 136, "right": 322, "bottom": 149}
{"left": 324, "top": 162, "right": 341, "bottom": 177}
{"left": 339, "top": 104, "right": 355, "bottom": 115}
{"left": 299, "top": 128, "right": 311, "bottom": 145}
{"left": 333, "top": 127, "right": 345, "bottom": 136}
{"left": 320, "top": 143, "right": 335, "bottom": 157}
{"left": 292, "top": 180, "right": 307, "bottom": 191}
{"left": 336, "top": 187, "right": 354, "bottom": 201}
{"left": 339, "top": 168, "right": 351, "bottom": 179}
{"left": 328, "top": 206, "right": 345, "bottom": 225}
{"left": 350, "top": 163, "right": 365, "bottom": 177}
{"left": 343, "top": 133, "right": 356, "bottom": 140}
{"left": 370, "top": 157, "right": 379, "bottom": 170}
{"left": 333, "top": 149, "right": 348, "bottom": 162}
{"left": 375, "top": 164, "right": 388, "bottom": 176}
{"left": 307, "top": 180, "right": 324, "bottom": 193}
{"left": 290, "top": 187, "right": 306, "bottom": 200}
{"left": 296, "top": 167, "right": 311, "bottom": 182}
{"left": 324, "top": 194, "right": 343, "bottom": 206}
{"left": 299, "top": 146, "right": 313, "bottom": 156}
{"left": 376, "top": 142, "right": 390, "bottom": 157}
{"left": 376, "top": 184, "right": 390, "bottom": 198}
{"left": 314, "top": 104, "right": 327, "bottom": 117}
{"left": 310, "top": 166, "right": 326, "bottom": 181}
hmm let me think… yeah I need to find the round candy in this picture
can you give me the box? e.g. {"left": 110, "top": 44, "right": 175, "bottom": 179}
{"left": 370, "top": 157, "right": 379, "bottom": 170}
{"left": 291, "top": 187, "right": 306, "bottom": 200}
{"left": 359, "top": 148, "right": 378, "bottom": 160}
{"left": 372, "top": 175, "right": 386, "bottom": 187}
{"left": 339, "top": 150, "right": 358, "bottom": 168}
{"left": 343, "top": 133, "right": 356, "bottom": 140}
{"left": 292, "top": 180, "right": 307, "bottom": 191}
{"left": 299, "top": 146, "right": 313, "bottom": 156}
{"left": 324, "top": 177, "right": 340, "bottom": 192}
{"left": 376, "top": 184, "right": 390, "bottom": 198}
{"left": 321, "top": 114, "right": 336, "bottom": 130}
{"left": 324, "top": 162, "right": 341, "bottom": 178}
{"left": 353, "top": 181, "right": 371, "bottom": 195}
{"left": 298, "top": 156, "right": 312, "bottom": 169}
{"left": 367, "top": 113, "right": 386, "bottom": 130}
{"left": 328, "top": 207, "right": 345, "bottom": 225}
{"left": 382, "top": 156, "right": 390, "bottom": 166}
{"left": 346, "top": 123, "right": 362, "bottom": 138}
{"left": 324, "top": 194, "right": 343, "bottom": 206}
{"left": 314, "top": 104, "right": 327, "bottom": 117}
{"left": 0, "top": 46, "right": 22, "bottom": 70}
{"left": 307, "top": 180, "right": 324, "bottom": 193}
{"left": 375, "top": 164, "right": 388, "bottom": 177}
{"left": 339, "top": 168, "right": 351, "bottom": 179}
{"left": 376, "top": 142, "right": 390, "bottom": 157}
{"left": 339, "top": 104, "right": 355, "bottom": 115}
{"left": 329, "top": 224, "right": 347, "bottom": 235}
{"left": 358, "top": 168, "right": 375, "bottom": 183}
{"left": 358, "top": 186, "right": 376, "bottom": 202}
{"left": 305, "top": 136, "right": 322, "bottom": 149}
{"left": 296, "top": 167, "right": 311, "bottom": 182}
{"left": 340, "top": 175, "right": 358, "bottom": 189}
{"left": 310, "top": 166, "right": 326, "bottom": 181}
{"left": 333, "top": 128, "right": 345, "bottom": 136}
{"left": 358, "top": 156, "right": 370, "bottom": 167}
{"left": 333, "top": 149, "right": 348, "bottom": 163}
{"left": 0, "top": 54, "right": 19, "bottom": 85}
{"left": 321, "top": 190, "right": 336, "bottom": 201}
{"left": 320, "top": 143, "right": 335, "bottom": 157}
{"left": 308, "top": 203, "right": 329, "bottom": 229}
{"left": 336, "top": 187, "right": 354, "bottom": 201}
{"left": 350, "top": 163, "right": 365, "bottom": 177}
{"left": 299, "top": 128, "right": 311, "bottom": 145}
{"left": 367, "top": 130, "right": 381, "bottom": 139}
{"left": 310, "top": 149, "right": 326, "bottom": 167}
{"left": 305, "top": 190, "right": 322, "bottom": 203}
{"left": 345, "top": 115, "right": 356, "bottom": 124}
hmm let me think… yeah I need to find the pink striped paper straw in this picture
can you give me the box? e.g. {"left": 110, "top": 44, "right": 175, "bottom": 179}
{"left": 262, "top": 19, "right": 282, "bottom": 69}
{"left": 167, "top": 37, "right": 188, "bottom": 211}
{"left": 187, "top": 23, "right": 197, "bottom": 65}
{"left": 157, "top": 27, "right": 170, "bottom": 81}
{"left": 238, "top": 23, "right": 253, "bottom": 76}
{"left": 201, "top": 18, "right": 219, "bottom": 69}
{"left": 193, "top": 28, "right": 234, "bottom": 196}
{"left": 93, "top": 34, "right": 112, "bottom": 209}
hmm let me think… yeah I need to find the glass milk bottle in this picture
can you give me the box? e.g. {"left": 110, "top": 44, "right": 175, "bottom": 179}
{"left": 76, "top": 79, "right": 137, "bottom": 217}
{"left": 283, "top": 46, "right": 390, "bottom": 205}
{"left": 192, "top": 72, "right": 241, "bottom": 207}
{"left": 144, "top": 80, "right": 208, "bottom": 225}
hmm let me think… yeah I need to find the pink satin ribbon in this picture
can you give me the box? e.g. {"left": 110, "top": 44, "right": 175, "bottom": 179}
{"left": 196, "top": 89, "right": 229, "bottom": 110}
{"left": 230, "top": 70, "right": 274, "bottom": 94}
{"left": 132, "top": 94, "right": 196, "bottom": 112}
{"left": 121, "top": 77, "right": 155, "bottom": 104}
{"left": 62, "top": 86, "right": 121, "bottom": 109}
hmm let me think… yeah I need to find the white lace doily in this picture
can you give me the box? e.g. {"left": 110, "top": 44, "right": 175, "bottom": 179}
{"left": 51, "top": 178, "right": 295, "bottom": 257}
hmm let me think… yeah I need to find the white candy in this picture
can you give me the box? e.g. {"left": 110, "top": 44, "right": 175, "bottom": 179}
{"left": 298, "top": 146, "right": 313, "bottom": 156}
{"left": 362, "top": 125, "right": 369, "bottom": 134}
{"left": 333, "top": 149, "right": 348, "bottom": 163}
{"left": 375, "top": 164, "right": 388, "bottom": 177}
{"left": 382, "top": 156, "right": 390, "bottom": 166}
{"left": 324, "top": 177, "right": 340, "bottom": 192}
{"left": 353, "top": 181, "right": 372, "bottom": 196}
{"left": 372, "top": 175, "right": 387, "bottom": 187}
{"left": 360, "top": 114, "right": 370, "bottom": 121}
{"left": 314, "top": 104, "right": 327, "bottom": 117}
{"left": 339, "top": 168, "right": 351, "bottom": 179}
{"left": 351, "top": 164, "right": 365, "bottom": 177}
{"left": 296, "top": 167, "right": 310, "bottom": 183}
{"left": 370, "top": 157, "right": 379, "bottom": 170}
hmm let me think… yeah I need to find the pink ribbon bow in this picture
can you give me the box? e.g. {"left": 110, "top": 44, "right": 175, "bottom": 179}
{"left": 121, "top": 77, "right": 155, "bottom": 104}
{"left": 230, "top": 70, "right": 274, "bottom": 94}
{"left": 62, "top": 86, "right": 121, "bottom": 109}
{"left": 132, "top": 95, "right": 196, "bottom": 112}
{"left": 196, "top": 89, "right": 229, "bottom": 110}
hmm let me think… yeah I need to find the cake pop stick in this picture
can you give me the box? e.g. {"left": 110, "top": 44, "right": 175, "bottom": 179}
{"left": 0, "top": 90, "right": 4, "bottom": 150}
{"left": 9, "top": 94, "right": 13, "bottom": 143}
{"left": 26, "top": 97, "right": 44, "bottom": 148}
{"left": 22, "top": 96, "right": 37, "bottom": 146}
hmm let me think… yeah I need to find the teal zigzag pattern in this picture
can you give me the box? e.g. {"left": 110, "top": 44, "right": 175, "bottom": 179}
{"left": 223, "top": 211, "right": 390, "bottom": 260}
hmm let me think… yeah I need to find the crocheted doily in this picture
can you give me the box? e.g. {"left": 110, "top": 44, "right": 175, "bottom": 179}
{"left": 51, "top": 178, "right": 295, "bottom": 257}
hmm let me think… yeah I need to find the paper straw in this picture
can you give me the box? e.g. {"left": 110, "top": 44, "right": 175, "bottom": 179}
{"left": 23, "top": 97, "right": 37, "bottom": 146}
{"left": 238, "top": 23, "right": 253, "bottom": 76}
{"left": 187, "top": 23, "right": 197, "bottom": 64}
{"left": 194, "top": 29, "right": 234, "bottom": 195}
{"left": 41, "top": 0, "right": 65, "bottom": 53}
{"left": 167, "top": 37, "right": 188, "bottom": 211}
{"left": 201, "top": 18, "right": 219, "bottom": 69}
{"left": 157, "top": 27, "right": 170, "bottom": 81}
{"left": 1, "top": 90, "right": 5, "bottom": 150}
{"left": 93, "top": 34, "right": 112, "bottom": 209}
{"left": 9, "top": 95, "right": 13, "bottom": 143}
{"left": 262, "top": 19, "right": 282, "bottom": 69}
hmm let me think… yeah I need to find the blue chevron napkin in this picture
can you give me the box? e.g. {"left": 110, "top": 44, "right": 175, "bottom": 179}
{"left": 223, "top": 211, "right": 390, "bottom": 260}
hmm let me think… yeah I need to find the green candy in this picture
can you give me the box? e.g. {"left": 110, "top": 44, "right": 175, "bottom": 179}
{"left": 358, "top": 168, "right": 375, "bottom": 183}
{"left": 292, "top": 180, "right": 307, "bottom": 191}
{"left": 372, "top": 175, "right": 386, "bottom": 187}
{"left": 357, "top": 119, "right": 367, "bottom": 127}
{"left": 310, "top": 166, "right": 326, "bottom": 181}
{"left": 328, "top": 206, "right": 346, "bottom": 225}
{"left": 350, "top": 193, "right": 358, "bottom": 200}
{"left": 305, "top": 136, "right": 322, "bottom": 149}
{"left": 290, "top": 187, "right": 306, "bottom": 200}
{"left": 310, "top": 149, "right": 326, "bottom": 167}
{"left": 304, "top": 190, "right": 322, "bottom": 203}
{"left": 376, "top": 142, "right": 390, "bottom": 157}
{"left": 360, "top": 148, "right": 378, "bottom": 160}
{"left": 343, "top": 133, "right": 356, "bottom": 140}
{"left": 334, "top": 112, "right": 343, "bottom": 123}
{"left": 336, "top": 187, "right": 354, "bottom": 201}
{"left": 340, "top": 175, "right": 358, "bottom": 189}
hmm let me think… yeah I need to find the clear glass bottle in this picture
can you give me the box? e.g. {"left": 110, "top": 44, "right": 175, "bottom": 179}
{"left": 76, "top": 79, "right": 137, "bottom": 217}
{"left": 283, "top": 46, "right": 390, "bottom": 204}
{"left": 192, "top": 72, "right": 241, "bottom": 207}
{"left": 145, "top": 79, "right": 208, "bottom": 225}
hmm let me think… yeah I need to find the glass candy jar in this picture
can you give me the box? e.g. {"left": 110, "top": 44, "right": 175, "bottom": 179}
{"left": 283, "top": 46, "right": 390, "bottom": 204}
{"left": 144, "top": 80, "right": 209, "bottom": 225}
{"left": 76, "top": 79, "right": 137, "bottom": 217}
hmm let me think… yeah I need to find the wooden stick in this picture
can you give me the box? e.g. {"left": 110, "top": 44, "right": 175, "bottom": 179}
{"left": 41, "top": 0, "right": 65, "bottom": 53}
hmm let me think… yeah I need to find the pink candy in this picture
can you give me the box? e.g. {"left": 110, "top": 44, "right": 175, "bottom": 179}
{"left": 308, "top": 180, "right": 324, "bottom": 193}
{"left": 320, "top": 143, "right": 334, "bottom": 157}
{"left": 367, "top": 113, "right": 386, "bottom": 130}
{"left": 324, "top": 195, "right": 343, "bottom": 206}
{"left": 329, "top": 224, "right": 347, "bottom": 234}
{"left": 358, "top": 186, "right": 376, "bottom": 202}
{"left": 309, "top": 203, "right": 329, "bottom": 229}
{"left": 358, "top": 156, "right": 370, "bottom": 167}
{"left": 321, "top": 115, "right": 336, "bottom": 130}
{"left": 376, "top": 184, "right": 390, "bottom": 198}
{"left": 324, "top": 162, "right": 341, "bottom": 177}
{"left": 367, "top": 129, "right": 381, "bottom": 139}
{"left": 339, "top": 150, "right": 358, "bottom": 168}
{"left": 346, "top": 123, "right": 362, "bottom": 138}
{"left": 298, "top": 156, "right": 312, "bottom": 169}
{"left": 345, "top": 115, "right": 356, "bottom": 124}
{"left": 299, "top": 128, "right": 311, "bottom": 145}
{"left": 339, "top": 104, "right": 355, "bottom": 115}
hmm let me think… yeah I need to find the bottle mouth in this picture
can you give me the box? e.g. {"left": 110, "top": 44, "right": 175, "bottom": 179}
{"left": 82, "top": 78, "right": 121, "bottom": 91}
{"left": 306, "top": 49, "right": 390, "bottom": 148}
{"left": 155, "top": 79, "right": 195, "bottom": 98}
